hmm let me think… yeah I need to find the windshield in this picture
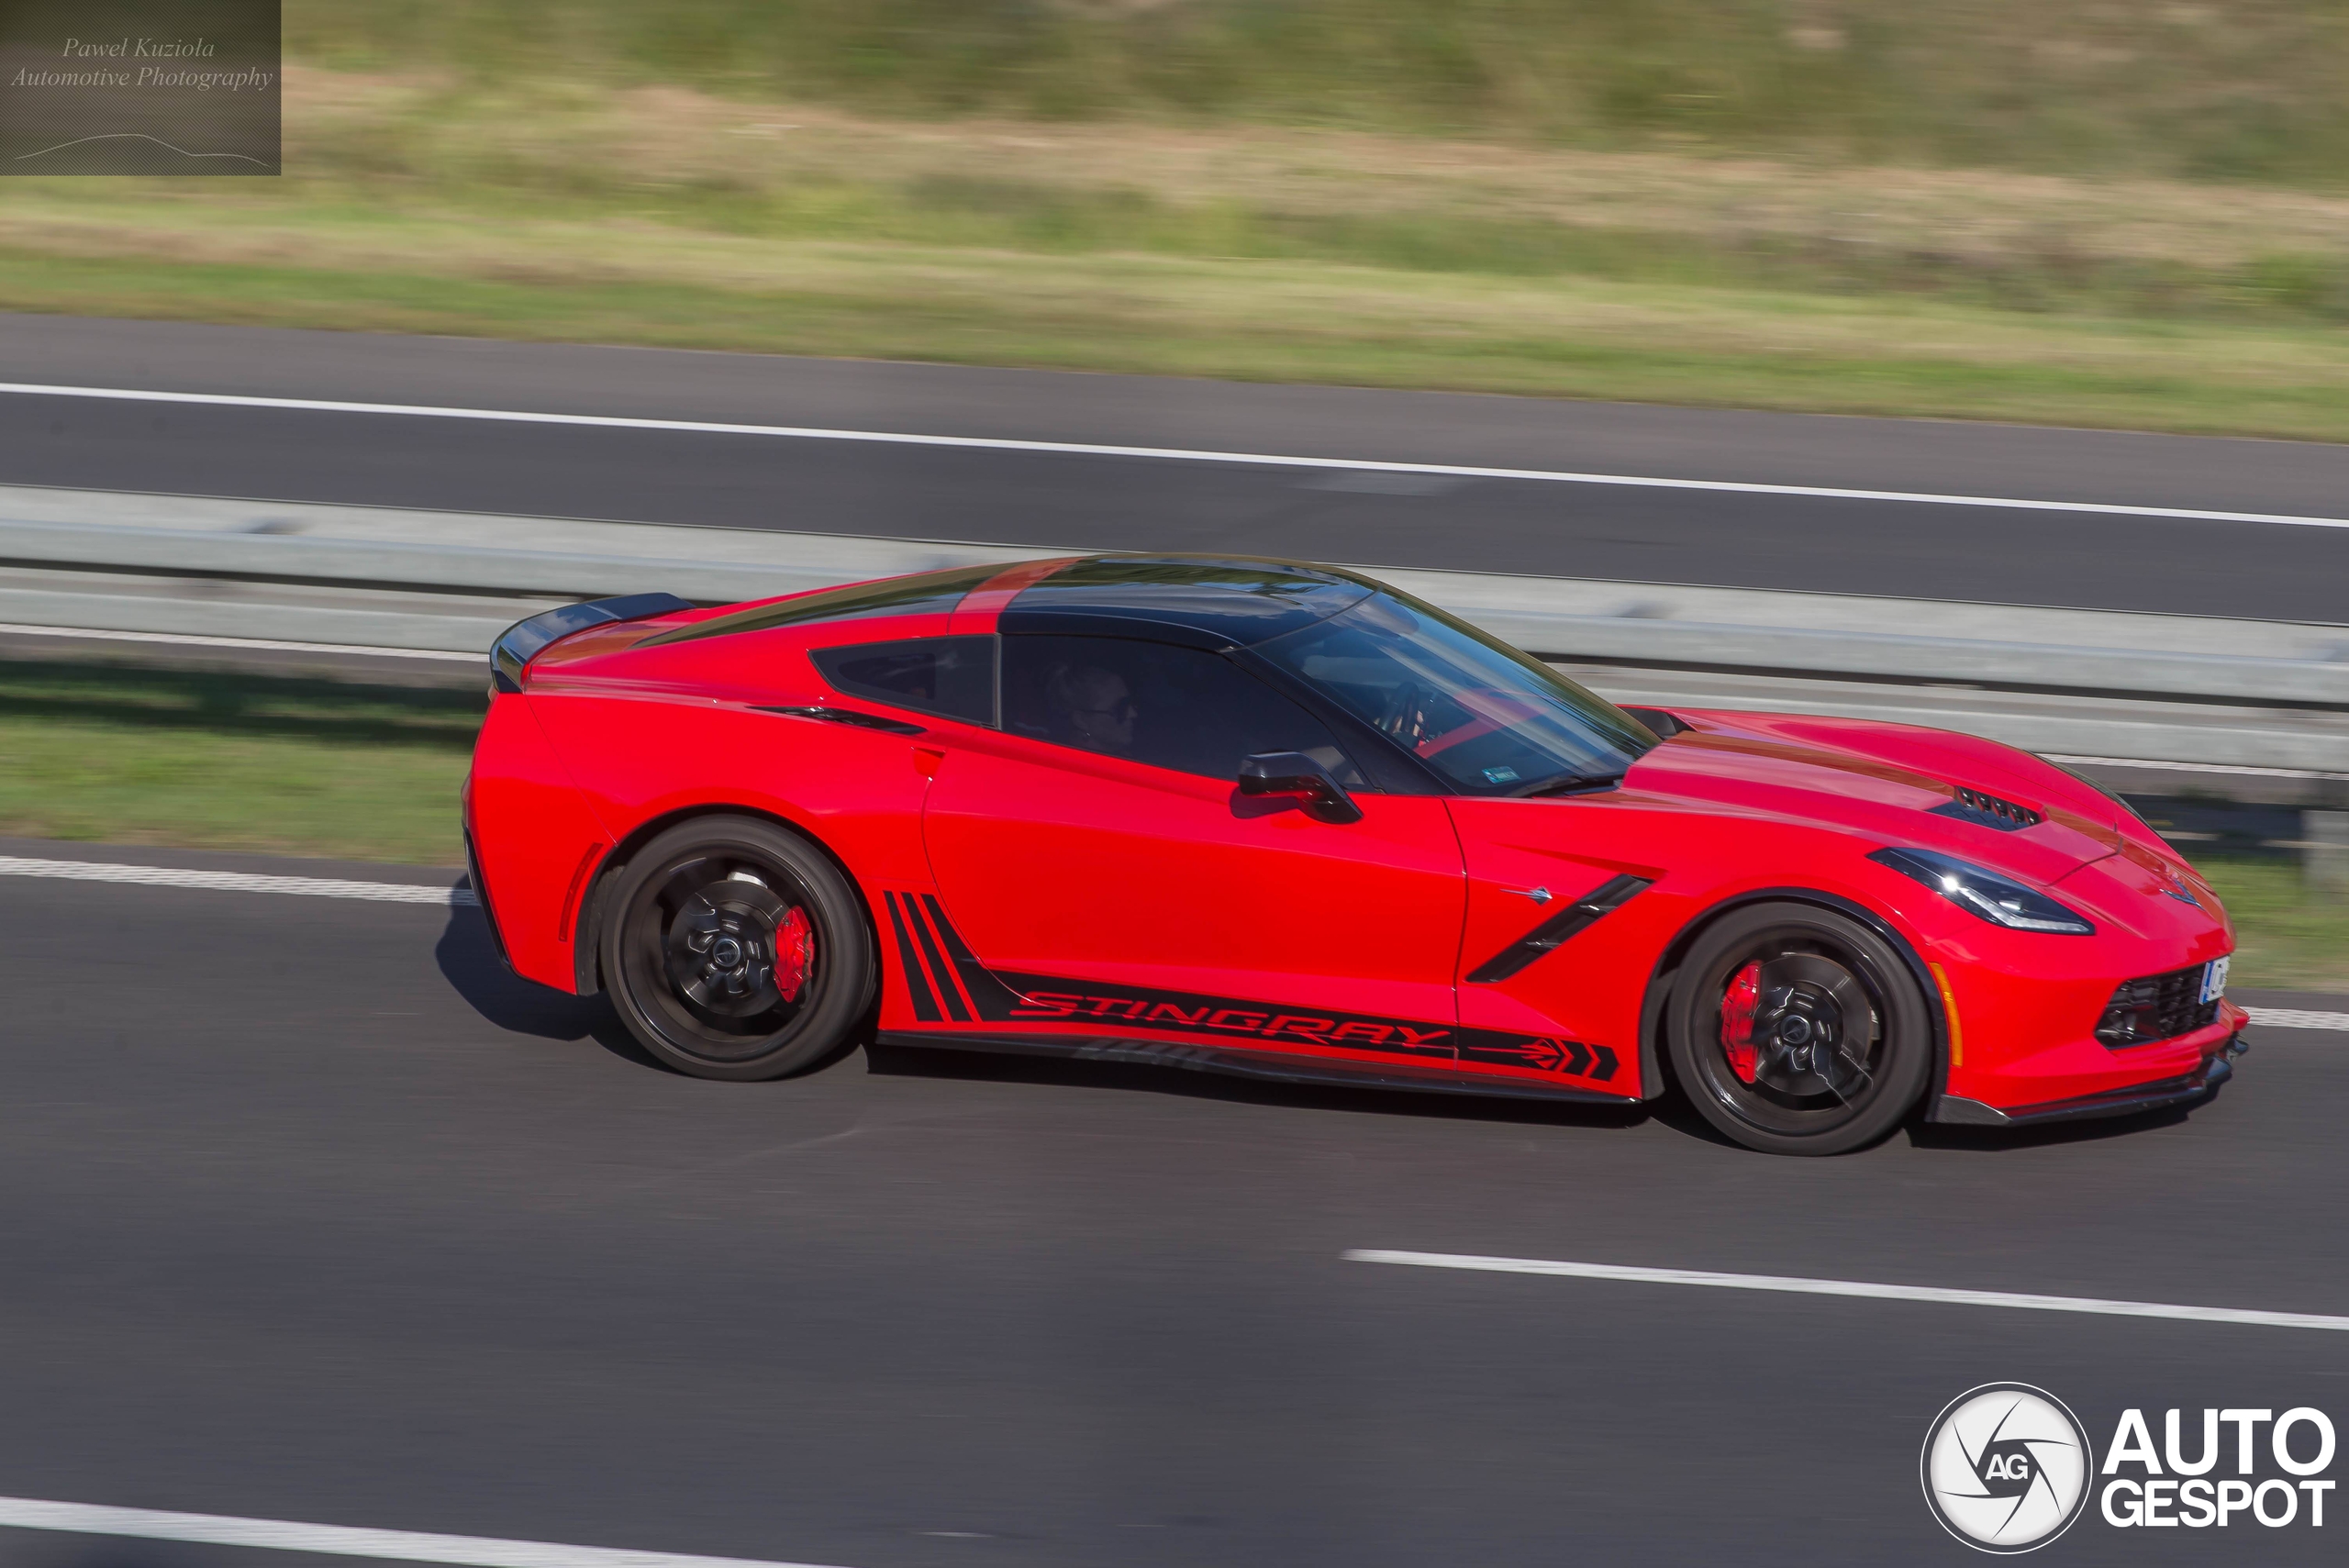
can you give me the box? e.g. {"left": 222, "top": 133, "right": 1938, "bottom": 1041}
{"left": 1256, "top": 591, "right": 1657, "bottom": 795}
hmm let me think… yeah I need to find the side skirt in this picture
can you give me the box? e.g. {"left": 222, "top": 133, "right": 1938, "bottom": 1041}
{"left": 876, "top": 1029, "right": 1638, "bottom": 1106}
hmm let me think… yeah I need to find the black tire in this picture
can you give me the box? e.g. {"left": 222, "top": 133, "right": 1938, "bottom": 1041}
{"left": 599, "top": 816, "right": 874, "bottom": 1081}
{"left": 1664, "top": 901, "right": 1934, "bottom": 1155}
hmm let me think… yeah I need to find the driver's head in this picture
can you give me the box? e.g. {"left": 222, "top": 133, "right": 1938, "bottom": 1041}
{"left": 1045, "top": 662, "right": 1135, "bottom": 753}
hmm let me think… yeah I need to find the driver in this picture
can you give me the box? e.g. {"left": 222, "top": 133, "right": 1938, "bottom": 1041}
{"left": 1044, "top": 662, "right": 1137, "bottom": 755}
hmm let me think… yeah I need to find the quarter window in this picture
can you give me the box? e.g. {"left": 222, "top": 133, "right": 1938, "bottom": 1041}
{"left": 811, "top": 636, "right": 997, "bottom": 726}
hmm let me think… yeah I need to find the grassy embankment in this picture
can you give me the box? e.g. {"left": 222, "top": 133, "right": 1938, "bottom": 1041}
{"left": 1, "top": 661, "right": 2340, "bottom": 989}
{"left": 0, "top": 662, "right": 477, "bottom": 866}
{"left": 4, "top": 3, "right": 2349, "bottom": 434}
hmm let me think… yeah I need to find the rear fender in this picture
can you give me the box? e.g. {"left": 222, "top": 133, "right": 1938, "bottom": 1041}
{"left": 468, "top": 695, "right": 615, "bottom": 993}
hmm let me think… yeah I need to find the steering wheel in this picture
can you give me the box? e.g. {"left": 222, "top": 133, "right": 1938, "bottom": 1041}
{"left": 1375, "top": 680, "right": 1426, "bottom": 743}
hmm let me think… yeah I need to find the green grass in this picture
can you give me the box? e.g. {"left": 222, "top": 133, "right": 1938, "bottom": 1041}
{"left": 1, "top": 662, "right": 2340, "bottom": 989}
{"left": 290, "top": 1, "right": 2349, "bottom": 187}
{"left": 12, "top": 239, "right": 2349, "bottom": 441}
{"left": 0, "top": 662, "right": 479, "bottom": 864}
{"left": 2195, "top": 856, "right": 2349, "bottom": 993}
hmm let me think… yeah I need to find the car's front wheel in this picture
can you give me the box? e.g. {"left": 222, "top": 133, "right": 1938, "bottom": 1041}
{"left": 1664, "top": 901, "right": 1934, "bottom": 1155}
{"left": 600, "top": 816, "right": 874, "bottom": 1081}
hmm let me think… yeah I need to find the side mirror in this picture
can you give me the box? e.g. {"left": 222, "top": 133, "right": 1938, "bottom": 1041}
{"left": 1238, "top": 752, "right": 1364, "bottom": 824}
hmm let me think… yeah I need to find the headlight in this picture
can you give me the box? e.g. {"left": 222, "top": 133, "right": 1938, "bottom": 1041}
{"left": 1869, "top": 847, "right": 2096, "bottom": 935}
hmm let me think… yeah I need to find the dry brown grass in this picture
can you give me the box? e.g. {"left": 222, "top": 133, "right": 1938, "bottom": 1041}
{"left": 269, "top": 70, "right": 2349, "bottom": 272}
{"left": 6, "top": 68, "right": 2349, "bottom": 439}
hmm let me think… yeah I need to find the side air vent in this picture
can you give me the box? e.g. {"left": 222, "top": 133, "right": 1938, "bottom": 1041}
{"left": 1930, "top": 787, "right": 2043, "bottom": 832}
{"left": 1465, "top": 874, "right": 1653, "bottom": 984}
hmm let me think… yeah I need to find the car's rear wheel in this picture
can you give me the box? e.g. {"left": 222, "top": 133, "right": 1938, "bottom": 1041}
{"left": 1664, "top": 901, "right": 1933, "bottom": 1155}
{"left": 601, "top": 816, "right": 873, "bottom": 1081}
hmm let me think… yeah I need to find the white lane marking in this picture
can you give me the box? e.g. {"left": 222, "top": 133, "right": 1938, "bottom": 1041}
{"left": 6, "top": 382, "right": 2347, "bottom": 532}
{"left": 0, "top": 1495, "right": 852, "bottom": 1568}
{"left": 0, "top": 856, "right": 473, "bottom": 906}
{"left": 1344, "top": 1250, "right": 2349, "bottom": 1331}
{"left": 12, "top": 864, "right": 2340, "bottom": 1027}
{"left": 0, "top": 622, "right": 481, "bottom": 660}
{"left": 12, "top": 858, "right": 2343, "bottom": 1029}
{"left": 2247, "top": 1007, "right": 2349, "bottom": 1032}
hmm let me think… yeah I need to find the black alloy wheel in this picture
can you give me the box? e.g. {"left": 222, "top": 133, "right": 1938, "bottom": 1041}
{"left": 1664, "top": 901, "right": 1933, "bottom": 1155}
{"left": 601, "top": 816, "right": 874, "bottom": 1081}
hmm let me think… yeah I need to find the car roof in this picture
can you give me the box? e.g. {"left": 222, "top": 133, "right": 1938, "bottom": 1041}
{"left": 635, "top": 553, "right": 1380, "bottom": 651}
{"left": 996, "top": 555, "right": 1373, "bottom": 646}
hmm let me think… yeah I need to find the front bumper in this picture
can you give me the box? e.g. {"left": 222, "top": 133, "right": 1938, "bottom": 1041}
{"left": 1932, "top": 1040, "right": 2239, "bottom": 1127}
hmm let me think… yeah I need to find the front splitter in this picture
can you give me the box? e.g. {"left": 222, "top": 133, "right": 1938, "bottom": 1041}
{"left": 1931, "top": 1044, "right": 2238, "bottom": 1128}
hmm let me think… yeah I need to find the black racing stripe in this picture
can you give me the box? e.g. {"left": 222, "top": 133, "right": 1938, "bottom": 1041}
{"left": 874, "top": 1029, "right": 1628, "bottom": 1105}
{"left": 904, "top": 895, "right": 972, "bottom": 1023}
{"left": 1454, "top": 1033, "right": 1620, "bottom": 1083}
{"left": 921, "top": 893, "right": 1027, "bottom": 1022}
{"left": 885, "top": 892, "right": 944, "bottom": 1024}
{"left": 1465, "top": 874, "right": 1653, "bottom": 984}
{"left": 909, "top": 897, "right": 979, "bottom": 1022}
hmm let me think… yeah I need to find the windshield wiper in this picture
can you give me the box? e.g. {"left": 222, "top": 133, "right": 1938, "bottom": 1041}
{"left": 1512, "top": 770, "right": 1625, "bottom": 798}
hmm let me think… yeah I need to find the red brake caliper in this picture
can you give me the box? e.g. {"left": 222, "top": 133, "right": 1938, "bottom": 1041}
{"left": 1720, "top": 961, "right": 1763, "bottom": 1084}
{"left": 772, "top": 906, "right": 814, "bottom": 1002}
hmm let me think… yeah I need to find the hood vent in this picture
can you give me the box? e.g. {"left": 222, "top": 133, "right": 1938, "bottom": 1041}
{"left": 1931, "top": 787, "right": 2043, "bottom": 832}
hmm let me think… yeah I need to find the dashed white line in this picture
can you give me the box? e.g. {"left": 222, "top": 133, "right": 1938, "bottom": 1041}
{"left": 2247, "top": 1007, "right": 2349, "bottom": 1032}
{"left": 0, "top": 856, "right": 473, "bottom": 906}
{"left": 6, "top": 382, "right": 2348, "bottom": 531}
{"left": 1344, "top": 1250, "right": 2349, "bottom": 1331}
{"left": 0, "top": 1495, "right": 851, "bottom": 1568}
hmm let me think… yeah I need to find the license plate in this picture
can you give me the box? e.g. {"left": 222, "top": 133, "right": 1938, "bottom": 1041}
{"left": 2200, "top": 956, "right": 2231, "bottom": 1003}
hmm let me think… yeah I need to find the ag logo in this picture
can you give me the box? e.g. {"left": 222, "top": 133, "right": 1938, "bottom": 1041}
{"left": 1921, "top": 1384, "right": 2094, "bottom": 1552}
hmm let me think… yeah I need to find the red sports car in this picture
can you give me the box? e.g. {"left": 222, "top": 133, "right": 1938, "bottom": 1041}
{"left": 464, "top": 555, "right": 2243, "bottom": 1155}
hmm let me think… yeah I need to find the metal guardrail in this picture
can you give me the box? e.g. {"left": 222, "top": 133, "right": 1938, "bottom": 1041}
{"left": 4, "top": 484, "right": 2344, "bottom": 775}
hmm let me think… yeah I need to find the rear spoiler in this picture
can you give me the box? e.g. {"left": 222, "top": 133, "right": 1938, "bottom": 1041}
{"left": 490, "top": 593, "right": 695, "bottom": 694}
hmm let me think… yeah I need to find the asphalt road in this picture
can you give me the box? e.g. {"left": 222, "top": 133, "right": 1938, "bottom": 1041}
{"left": 5, "top": 315, "right": 2348, "bottom": 622}
{"left": 2, "top": 848, "right": 2343, "bottom": 1568}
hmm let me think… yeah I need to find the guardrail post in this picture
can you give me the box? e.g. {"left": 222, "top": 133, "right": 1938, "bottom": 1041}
{"left": 2307, "top": 809, "right": 2349, "bottom": 903}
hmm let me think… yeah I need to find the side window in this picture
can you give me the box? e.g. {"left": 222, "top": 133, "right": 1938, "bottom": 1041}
{"left": 1001, "top": 634, "right": 1362, "bottom": 784}
{"left": 811, "top": 636, "right": 996, "bottom": 726}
